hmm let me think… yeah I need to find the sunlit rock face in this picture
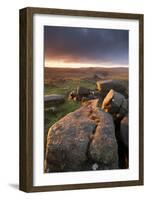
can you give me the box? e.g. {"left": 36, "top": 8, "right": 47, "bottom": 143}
{"left": 96, "top": 80, "right": 128, "bottom": 99}
{"left": 45, "top": 100, "right": 118, "bottom": 172}
{"left": 101, "top": 89, "right": 128, "bottom": 120}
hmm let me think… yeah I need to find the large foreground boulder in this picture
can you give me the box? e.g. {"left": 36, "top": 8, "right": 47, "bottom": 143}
{"left": 45, "top": 100, "right": 118, "bottom": 172}
{"left": 96, "top": 79, "right": 128, "bottom": 98}
{"left": 102, "top": 89, "right": 128, "bottom": 120}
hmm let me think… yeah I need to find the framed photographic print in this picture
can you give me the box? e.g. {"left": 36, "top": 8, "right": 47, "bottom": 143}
{"left": 19, "top": 7, "right": 144, "bottom": 192}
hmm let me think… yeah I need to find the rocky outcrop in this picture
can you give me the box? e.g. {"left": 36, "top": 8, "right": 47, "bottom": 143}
{"left": 96, "top": 80, "right": 128, "bottom": 98}
{"left": 101, "top": 89, "right": 128, "bottom": 120}
{"left": 45, "top": 100, "right": 118, "bottom": 172}
{"left": 68, "top": 86, "right": 101, "bottom": 102}
{"left": 77, "top": 86, "right": 91, "bottom": 96}
{"left": 68, "top": 86, "right": 91, "bottom": 101}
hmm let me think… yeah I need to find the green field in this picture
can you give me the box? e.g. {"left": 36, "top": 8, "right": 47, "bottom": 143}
{"left": 44, "top": 79, "right": 96, "bottom": 95}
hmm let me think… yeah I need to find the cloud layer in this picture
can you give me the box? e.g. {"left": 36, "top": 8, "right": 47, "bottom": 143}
{"left": 44, "top": 26, "right": 128, "bottom": 67}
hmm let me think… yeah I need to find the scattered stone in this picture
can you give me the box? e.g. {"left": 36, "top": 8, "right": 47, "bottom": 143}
{"left": 44, "top": 94, "right": 65, "bottom": 106}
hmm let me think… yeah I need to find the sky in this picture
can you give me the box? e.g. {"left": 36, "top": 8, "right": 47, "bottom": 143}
{"left": 44, "top": 26, "right": 128, "bottom": 68}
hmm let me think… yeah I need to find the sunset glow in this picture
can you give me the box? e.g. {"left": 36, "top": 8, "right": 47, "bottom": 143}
{"left": 45, "top": 60, "right": 97, "bottom": 68}
{"left": 45, "top": 60, "right": 128, "bottom": 68}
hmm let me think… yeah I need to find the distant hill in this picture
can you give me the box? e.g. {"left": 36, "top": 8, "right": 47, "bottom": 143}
{"left": 44, "top": 67, "right": 128, "bottom": 84}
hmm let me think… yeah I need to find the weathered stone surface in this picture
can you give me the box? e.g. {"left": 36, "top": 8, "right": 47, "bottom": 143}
{"left": 120, "top": 116, "right": 128, "bottom": 147}
{"left": 45, "top": 99, "right": 118, "bottom": 172}
{"left": 44, "top": 94, "right": 65, "bottom": 106}
{"left": 102, "top": 89, "right": 128, "bottom": 119}
{"left": 96, "top": 79, "right": 128, "bottom": 98}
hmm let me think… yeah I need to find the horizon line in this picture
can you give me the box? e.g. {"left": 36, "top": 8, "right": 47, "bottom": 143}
{"left": 45, "top": 66, "right": 129, "bottom": 69}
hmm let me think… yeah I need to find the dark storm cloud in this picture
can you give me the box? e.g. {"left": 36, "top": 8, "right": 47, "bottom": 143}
{"left": 44, "top": 26, "right": 128, "bottom": 66}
